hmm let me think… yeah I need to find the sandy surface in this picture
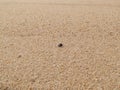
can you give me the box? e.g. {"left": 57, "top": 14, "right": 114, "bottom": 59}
{"left": 0, "top": 0, "right": 120, "bottom": 90}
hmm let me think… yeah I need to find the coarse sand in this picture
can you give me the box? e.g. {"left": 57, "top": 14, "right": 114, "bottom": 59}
{"left": 0, "top": 0, "right": 120, "bottom": 90}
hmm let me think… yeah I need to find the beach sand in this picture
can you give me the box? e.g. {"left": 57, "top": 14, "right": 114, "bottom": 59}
{"left": 0, "top": 0, "right": 120, "bottom": 90}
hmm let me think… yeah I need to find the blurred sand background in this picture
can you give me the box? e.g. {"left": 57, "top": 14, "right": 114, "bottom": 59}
{"left": 0, "top": 0, "right": 120, "bottom": 90}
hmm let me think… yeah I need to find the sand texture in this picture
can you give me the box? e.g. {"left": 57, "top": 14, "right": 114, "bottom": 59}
{"left": 0, "top": 0, "right": 120, "bottom": 90}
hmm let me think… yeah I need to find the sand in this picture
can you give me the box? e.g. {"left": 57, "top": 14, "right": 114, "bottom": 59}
{"left": 0, "top": 0, "right": 120, "bottom": 90}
